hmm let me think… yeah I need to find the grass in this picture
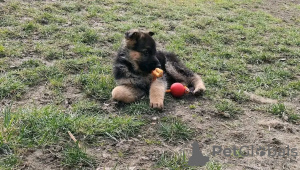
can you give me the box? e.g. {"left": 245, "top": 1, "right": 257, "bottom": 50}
{"left": 120, "top": 99, "right": 160, "bottom": 115}
{"left": 62, "top": 144, "right": 96, "bottom": 169}
{"left": 215, "top": 99, "right": 243, "bottom": 117}
{"left": 75, "top": 114, "right": 144, "bottom": 141}
{"left": 71, "top": 99, "right": 104, "bottom": 115}
{"left": 0, "top": 45, "right": 6, "bottom": 57}
{"left": 268, "top": 103, "right": 300, "bottom": 122}
{"left": 0, "top": 75, "right": 26, "bottom": 99}
{"left": 157, "top": 151, "right": 193, "bottom": 170}
{"left": 157, "top": 151, "right": 223, "bottom": 170}
{"left": 158, "top": 117, "right": 194, "bottom": 142}
{"left": 205, "top": 161, "right": 223, "bottom": 170}
{"left": 0, "top": 106, "right": 19, "bottom": 170}
{"left": 0, "top": 0, "right": 300, "bottom": 169}
{"left": 0, "top": 154, "right": 20, "bottom": 170}
{"left": 269, "top": 103, "right": 287, "bottom": 115}
{"left": 75, "top": 63, "right": 114, "bottom": 100}
{"left": 7, "top": 106, "right": 143, "bottom": 145}
{"left": 0, "top": 105, "right": 144, "bottom": 167}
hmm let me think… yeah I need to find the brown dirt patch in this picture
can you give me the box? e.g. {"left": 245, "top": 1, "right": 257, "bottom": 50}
{"left": 259, "top": 0, "right": 300, "bottom": 24}
{"left": 20, "top": 146, "right": 63, "bottom": 170}
{"left": 75, "top": 94, "right": 300, "bottom": 169}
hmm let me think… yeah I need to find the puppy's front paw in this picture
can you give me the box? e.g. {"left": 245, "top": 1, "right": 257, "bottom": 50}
{"left": 193, "top": 86, "right": 206, "bottom": 95}
{"left": 150, "top": 99, "right": 164, "bottom": 110}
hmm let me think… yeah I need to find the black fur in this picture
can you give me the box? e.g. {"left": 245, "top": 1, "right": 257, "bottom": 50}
{"left": 113, "top": 29, "right": 205, "bottom": 99}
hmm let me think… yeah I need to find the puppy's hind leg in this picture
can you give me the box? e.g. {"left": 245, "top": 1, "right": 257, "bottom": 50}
{"left": 112, "top": 85, "right": 145, "bottom": 103}
{"left": 165, "top": 61, "right": 205, "bottom": 95}
{"left": 190, "top": 74, "right": 206, "bottom": 95}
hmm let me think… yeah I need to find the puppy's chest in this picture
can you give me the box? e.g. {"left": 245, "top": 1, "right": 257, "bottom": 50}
{"left": 139, "top": 74, "right": 153, "bottom": 85}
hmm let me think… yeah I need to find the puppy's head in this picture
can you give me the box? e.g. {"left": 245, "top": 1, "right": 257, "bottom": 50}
{"left": 124, "top": 29, "right": 161, "bottom": 73}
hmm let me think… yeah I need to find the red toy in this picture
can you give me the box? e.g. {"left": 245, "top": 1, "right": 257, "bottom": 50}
{"left": 166, "top": 83, "right": 190, "bottom": 98}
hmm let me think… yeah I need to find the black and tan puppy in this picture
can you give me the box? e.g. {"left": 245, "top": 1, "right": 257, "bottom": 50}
{"left": 112, "top": 29, "right": 206, "bottom": 109}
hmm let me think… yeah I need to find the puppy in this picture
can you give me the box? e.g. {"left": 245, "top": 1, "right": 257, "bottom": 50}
{"left": 112, "top": 29, "right": 206, "bottom": 109}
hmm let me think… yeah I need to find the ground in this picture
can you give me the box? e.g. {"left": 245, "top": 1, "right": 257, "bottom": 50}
{"left": 0, "top": 0, "right": 300, "bottom": 169}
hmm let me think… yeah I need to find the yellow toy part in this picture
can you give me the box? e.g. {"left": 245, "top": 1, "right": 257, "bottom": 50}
{"left": 152, "top": 68, "right": 163, "bottom": 81}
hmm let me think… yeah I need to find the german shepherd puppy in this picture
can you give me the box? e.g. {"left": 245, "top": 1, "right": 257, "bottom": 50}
{"left": 112, "top": 29, "right": 206, "bottom": 109}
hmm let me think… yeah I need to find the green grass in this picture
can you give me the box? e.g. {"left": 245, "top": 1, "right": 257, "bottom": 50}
{"left": 157, "top": 151, "right": 194, "bottom": 170}
{"left": 2, "top": 105, "right": 144, "bottom": 146}
{"left": 0, "top": 105, "right": 144, "bottom": 167}
{"left": 158, "top": 117, "right": 194, "bottom": 142}
{"left": 71, "top": 99, "right": 104, "bottom": 115}
{"left": 0, "top": 154, "right": 20, "bottom": 170}
{"left": 76, "top": 72, "right": 114, "bottom": 100}
{"left": 74, "top": 61, "right": 114, "bottom": 100}
{"left": 74, "top": 114, "right": 144, "bottom": 141}
{"left": 269, "top": 103, "right": 287, "bottom": 115}
{"left": 20, "top": 59, "right": 43, "bottom": 68}
{"left": 0, "top": 75, "right": 26, "bottom": 99}
{"left": 0, "top": 106, "right": 19, "bottom": 170}
{"left": 215, "top": 99, "right": 243, "bottom": 117}
{"left": 62, "top": 145, "right": 96, "bottom": 169}
{"left": 205, "top": 160, "right": 223, "bottom": 170}
{"left": 16, "top": 107, "right": 73, "bottom": 146}
{"left": 221, "top": 89, "right": 249, "bottom": 103}
{"left": 268, "top": 103, "right": 300, "bottom": 123}
{"left": 0, "top": 0, "right": 300, "bottom": 168}
{"left": 120, "top": 100, "right": 160, "bottom": 115}
{"left": 0, "top": 45, "right": 6, "bottom": 57}
{"left": 157, "top": 151, "right": 223, "bottom": 170}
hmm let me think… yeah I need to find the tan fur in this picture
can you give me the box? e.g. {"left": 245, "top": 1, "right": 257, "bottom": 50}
{"left": 113, "top": 29, "right": 206, "bottom": 109}
{"left": 149, "top": 79, "right": 167, "bottom": 109}
{"left": 191, "top": 74, "right": 206, "bottom": 95}
{"left": 112, "top": 86, "right": 138, "bottom": 103}
{"left": 129, "top": 51, "right": 141, "bottom": 61}
{"left": 128, "top": 50, "right": 141, "bottom": 71}
{"left": 166, "top": 63, "right": 205, "bottom": 94}
{"left": 126, "top": 39, "right": 136, "bottom": 48}
{"left": 125, "top": 29, "right": 140, "bottom": 48}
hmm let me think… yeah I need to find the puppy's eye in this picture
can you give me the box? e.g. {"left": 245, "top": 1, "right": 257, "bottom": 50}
{"left": 142, "top": 49, "right": 149, "bottom": 54}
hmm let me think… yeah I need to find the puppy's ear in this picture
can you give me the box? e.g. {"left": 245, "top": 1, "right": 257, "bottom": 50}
{"left": 125, "top": 30, "right": 140, "bottom": 39}
{"left": 148, "top": 31, "right": 155, "bottom": 36}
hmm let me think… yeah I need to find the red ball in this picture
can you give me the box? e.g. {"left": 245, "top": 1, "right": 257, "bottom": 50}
{"left": 170, "top": 83, "right": 186, "bottom": 98}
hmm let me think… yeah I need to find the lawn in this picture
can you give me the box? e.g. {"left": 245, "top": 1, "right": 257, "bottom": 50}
{"left": 0, "top": 0, "right": 300, "bottom": 169}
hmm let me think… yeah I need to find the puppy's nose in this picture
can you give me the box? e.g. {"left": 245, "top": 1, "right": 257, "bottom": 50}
{"left": 153, "top": 58, "right": 161, "bottom": 68}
